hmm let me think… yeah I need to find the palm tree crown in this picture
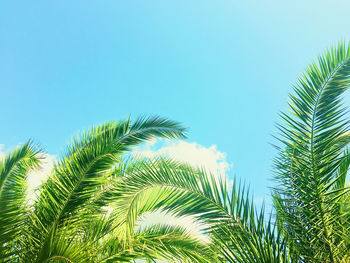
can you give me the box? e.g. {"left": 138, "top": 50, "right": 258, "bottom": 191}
{"left": 1, "top": 43, "right": 350, "bottom": 262}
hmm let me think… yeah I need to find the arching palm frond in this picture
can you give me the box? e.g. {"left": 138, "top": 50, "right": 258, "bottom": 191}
{"left": 97, "top": 224, "right": 215, "bottom": 263}
{"left": 109, "top": 158, "right": 230, "bottom": 243}
{"left": 132, "top": 224, "right": 216, "bottom": 263}
{"left": 110, "top": 158, "right": 289, "bottom": 262}
{"left": 213, "top": 208, "right": 291, "bottom": 263}
{"left": 25, "top": 116, "right": 186, "bottom": 262}
{"left": 0, "top": 141, "right": 40, "bottom": 261}
{"left": 273, "top": 41, "right": 350, "bottom": 262}
{"left": 33, "top": 220, "right": 90, "bottom": 263}
{"left": 77, "top": 212, "right": 215, "bottom": 263}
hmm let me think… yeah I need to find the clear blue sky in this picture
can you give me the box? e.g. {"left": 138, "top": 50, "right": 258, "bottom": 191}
{"left": 1, "top": 1, "right": 350, "bottom": 200}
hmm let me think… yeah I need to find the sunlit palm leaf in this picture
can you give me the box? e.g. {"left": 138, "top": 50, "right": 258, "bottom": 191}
{"left": 273, "top": 41, "right": 350, "bottom": 262}
{"left": 25, "top": 116, "right": 186, "bottom": 262}
{"left": 111, "top": 157, "right": 289, "bottom": 262}
{"left": 0, "top": 141, "right": 40, "bottom": 261}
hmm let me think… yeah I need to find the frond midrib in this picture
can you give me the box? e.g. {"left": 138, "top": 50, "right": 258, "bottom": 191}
{"left": 308, "top": 55, "right": 350, "bottom": 262}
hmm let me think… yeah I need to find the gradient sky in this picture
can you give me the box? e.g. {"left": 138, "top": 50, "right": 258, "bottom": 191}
{"left": 2, "top": 1, "right": 350, "bottom": 201}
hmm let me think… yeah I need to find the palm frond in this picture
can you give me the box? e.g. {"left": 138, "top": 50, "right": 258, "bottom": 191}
{"left": 96, "top": 224, "right": 215, "bottom": 263}
{"left": 213, "top": 205, "right": 292, "bottom": 263}
{"left": 273, "top": 41, "right": 350, "bottom": 262}
{"left": 109, "top": 158, "right": 231, "bottom": 242}
{"left": 28, "top": 116, "right": 186, "bottom": 262}
{"left": 0, "top": 141, "right": 40, "bottom": 261}
{"left": 110, "top": 157, "right": 290, "bottom": 262}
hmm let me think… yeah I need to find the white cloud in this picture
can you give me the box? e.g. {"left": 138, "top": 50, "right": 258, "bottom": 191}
{"left": 132, "top": 139, "right": 232, "bottom": 182}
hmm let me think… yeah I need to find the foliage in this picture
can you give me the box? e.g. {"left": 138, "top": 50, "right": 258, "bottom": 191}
{"left": 1, "top": 116, "right": 215, "bottom": 262}
{"left": 273, "top": 41, "right": 350, "bottom": 262}
{"left": 1, "top": 42, "right": 350, "bottom": 262}
{"left": 110, "top": 158, "right": 290, "bottom": 262}
{"left": 0, "top": 141, "right": 40, "bottom": 261}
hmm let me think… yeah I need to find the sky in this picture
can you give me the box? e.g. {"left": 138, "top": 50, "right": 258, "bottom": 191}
{"left": 2, "top": 1, "right": 350, "bottom": 205}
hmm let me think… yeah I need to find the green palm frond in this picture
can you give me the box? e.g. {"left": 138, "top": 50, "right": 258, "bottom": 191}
{"left": 0, "top": 141, "right": 40, "bottom": 261}
{"left": 110, "top": 157, "right": 289, "bottom": 262}
{"left": 26, "top": 116, "right": 186, "bottom": 262}
{"left": 133, "top": 224, "right": 216, "bottom": 263}
{"left": 213, "top": 208, "right": 291, "bottom": 263}
{"left": 33, "top": 221, "right": 90, "bottom": 263}
{"left": 77, "top": 212, "right": 214, "bottom": 263}
{"left": 95, "top": 224, "right": 215, "bottom": 263}
{"left": 109, "top": 158, "right": 231, "bottom": 243}
{"left": 273, "top": 41, "right": 350, "bottom": 262}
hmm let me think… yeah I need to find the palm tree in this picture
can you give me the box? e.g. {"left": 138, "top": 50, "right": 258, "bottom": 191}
{"left": 110, "top": 158, "right": 290, "bottom": 262}
{"left": 109, "top": 42, "right": 350, "bottom": 262}
{"left": 2, "top": 42, "right": 350, "bottom": 262}
{"left": 0, "top": 116, "right": 214, "bottom": 262}
{"left": 273, "top": 42, "right": 350, "bottom": 262}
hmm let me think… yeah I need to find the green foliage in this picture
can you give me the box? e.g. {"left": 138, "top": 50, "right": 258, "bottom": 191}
{"left": 1, "top": 116, "right": 215, "bottom": 262}
{"left": 109, "top": 157, "right": 290, "bottom": 262}
{"left": 273, "top": 41, "right": 350, "bottom": 262}
{"left": 1, "top": 42, "right": 350, "bottom": 262}
{"left": 0, "top": 141, "right": 40, "bottom": 261}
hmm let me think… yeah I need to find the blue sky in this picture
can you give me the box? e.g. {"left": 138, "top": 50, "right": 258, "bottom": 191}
{"left": 1, "top": 0, "right": 350, "bottom": 201}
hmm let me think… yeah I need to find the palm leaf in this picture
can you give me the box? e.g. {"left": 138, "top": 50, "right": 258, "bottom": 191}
{"left": 110, "top": 157, "right": 289, "bottom": 262}
{"left": 25, "top": 116, "right": 186, "bottom": 262}
{"left": 0, "top": 141, "right": 40, "bottom": 261}
{"left": 273, "top": 41, "right": 350, "bottom": 262}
